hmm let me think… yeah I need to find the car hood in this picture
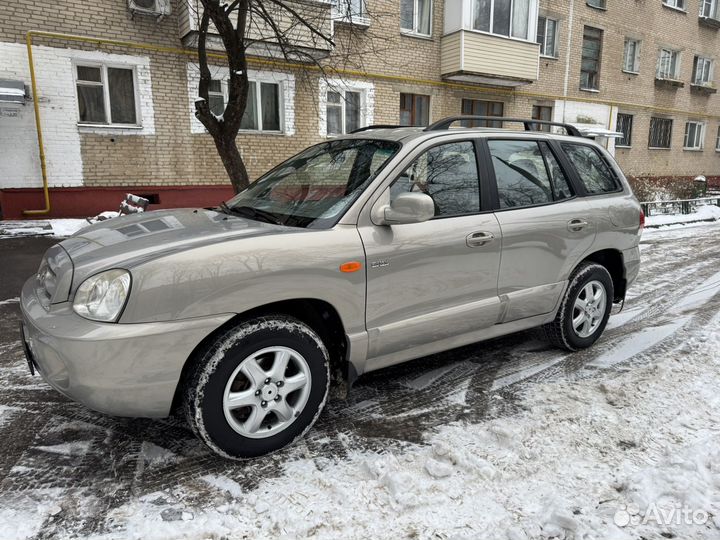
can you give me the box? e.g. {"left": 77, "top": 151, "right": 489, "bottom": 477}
{"left": 59, "top": 208, "right": 292, "bottom": 293}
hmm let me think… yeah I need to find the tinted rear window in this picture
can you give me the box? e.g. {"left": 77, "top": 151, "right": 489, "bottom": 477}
{"left": 561, "top": 143, "right": 619, "bottom": 194}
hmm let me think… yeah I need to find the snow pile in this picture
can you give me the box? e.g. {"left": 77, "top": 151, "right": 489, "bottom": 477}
{"left": 80, "top": 315, "right": 720, "bottom": 540}
{"left": 646, "top": 204, "right": 720, "bottom": 227}
{"left": 0, "top": 219, "right": 89, "bottom": 238}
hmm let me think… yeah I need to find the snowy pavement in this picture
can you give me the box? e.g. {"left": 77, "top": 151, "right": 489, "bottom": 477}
{"left": 0, "top": 222, "right": 719, "bottom": 539}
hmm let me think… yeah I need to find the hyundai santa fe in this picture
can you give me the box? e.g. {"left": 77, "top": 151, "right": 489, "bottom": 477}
{"left": 20, "top": 116, "right": 643, "bottom": 459}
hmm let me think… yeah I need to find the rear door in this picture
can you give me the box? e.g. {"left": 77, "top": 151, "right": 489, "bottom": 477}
{"left": 483, "top": 137, "right": 596, "bottom": 322}
{"left": 358, "top": 138, "right": 502, "bottom": 371}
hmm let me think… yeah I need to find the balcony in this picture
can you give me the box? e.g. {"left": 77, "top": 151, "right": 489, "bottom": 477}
{"left": 441, "top": 31, "right": 540, "bottom": 86}
{"left": 178, "top": 0, "right": 333, "bottom": 62}
{"left": 440, "top": 0, "right": 540, "bottom": 87}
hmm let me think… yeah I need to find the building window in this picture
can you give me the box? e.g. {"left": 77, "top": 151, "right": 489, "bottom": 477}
{"left": 75, "top": 64, "right": 138, "bottom": 125}
{"left": 208, "top": 79, "right": 225, "bottom": 116}
{"left": 326, "top": 90, "right": 362, "bottom": 135}
{"left": 693, "top": 56, "right": 714, "bottom": 85}
{"left": 716, "top": 126, "right": 720, "bottom": 150}
{"left": 532, "top": 104, "right": 553, "bottom": 132}
{"left": 616, "top": 113, "right": 633, "bottom": 147}
{"left": 663, "top": 0, "right": 686, "bottom": 10}
{"left": 586, "top": 0, "right": 606, "bottom": 8}
{"left": 241, "top": 81, "right": 281, "bottom": 131}
{"left": 399, "top": 93, "right": 430, "bottom": 126}
{"left": 400, "top": 0, "right": 432, "bottom": 36}
{"left": 580, "top": 26, "right": 603, "bottom": 90}
{"left": 536, "top": 16, "right": 558, "bottom": 57}
{"left": 623, "top": 39, "right": 641, "bottom": 73}
{"left": 684, "top": 121, "right": 705, "bottom": 150}
{"left": 332, "top": 0, "right": 367, "bottom": 20}
{"left": 649, "top": 117, "right": 673, "bottom": 148}
{"left": 656, "top": 49, "right": 681, "bottom": 80}
{"left": 701, "top": 0, "right": 720, "bottom": 18}
{"left": 473, "top": 0, "right": 537, "bottom": 40}
{"left": 461, "top": 99, "right": 504, "bottom": 127}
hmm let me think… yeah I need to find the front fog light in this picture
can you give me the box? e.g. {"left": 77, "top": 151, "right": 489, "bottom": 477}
{"left": 73, "top": 269, "right": 131, "bottom": 322}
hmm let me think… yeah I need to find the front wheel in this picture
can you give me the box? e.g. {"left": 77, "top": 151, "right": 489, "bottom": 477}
{"left": 183, "top": 316, "right": 330, "bottom": 459}
{"left": 543, "top": 262, "right": 614, "bottom": 351}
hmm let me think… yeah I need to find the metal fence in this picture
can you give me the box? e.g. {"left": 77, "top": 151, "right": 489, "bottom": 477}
{"left": 640, "top": 196, "right": 720, "bottom": 217}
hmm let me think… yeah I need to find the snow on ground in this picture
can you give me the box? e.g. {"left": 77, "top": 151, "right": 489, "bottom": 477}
{"left": 79, "top": 313, "right": 720, "bottom": 540}
{"left": 0, "top": 219, "right": 89, "bottom": 238}
{"left": 646, "top": 204, "right": 720, "bottom": 227}
{"left": 1, "top": 221, "right": 719, "bottom": 540}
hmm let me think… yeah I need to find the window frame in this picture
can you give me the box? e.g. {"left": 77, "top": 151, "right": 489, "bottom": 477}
{"left": 623, "top": 38, "right": 641, "bottom": 74}
{"left": 716, "top": 125, "right": 720, "bottom": 151}
{"left": 461, "top": 99, "right": 504, "bottom": 127}
{"left": 580, "top": 26, "right": 603, "bottom": 91}
{"left": 482, "top": 137, "right": 581, "bottom": 211}
{"left": 207, "top": 77, "right": 284, "bottom": 133}
{"left": 559, "top": 141, "right": 623, "bottom": 197}
{"left": 389, "top": 138, "right": 487, "bottom": 219}
{"left": 684, "top": 121, "right": 706, "bottom": 150}
{"left": 648, "top": 117, "right": 674, "bottom": 149}
{"left": 326, "top": 88, "right": 364, "bottom": 136}
{"left": 73, "top": 62, "right": 141, "bottom": 128}
{"left": 531, "top": 105, "right": 553, "bottom": 132}
{"left": 656, "top": 48, "right": 681, "bottom": 80}
{"left": 701, "top": 0, "right": 720, "bottom": 19}
{"left": 692, "top": 56, "right": 714, "bottom": 86}
{"left": 399, "top": 93, "right": 431, "bottom": 126}
{"left": 586, "top": 0, "right": 606, "bottom": 9}
{"left": 663, "top": 0, "right": 687, "bottom": 12}
{"left": 615, "top": 113, "right": 633, "bottom": 148}
{"left": 400, "top": 0, "right": 433, "bottom": 37}
{"left": 536, "top": 15, "right": 559, "bottom": 57}
{"left": 472, "top": 0, "right": 539, "bottom": 42}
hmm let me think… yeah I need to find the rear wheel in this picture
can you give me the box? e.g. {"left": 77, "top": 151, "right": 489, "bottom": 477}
{"left": 184, "top": 316, "right": 330, "bottom": 459}
{"left": 543, "top": 262, "right": 614, "bottom": 351}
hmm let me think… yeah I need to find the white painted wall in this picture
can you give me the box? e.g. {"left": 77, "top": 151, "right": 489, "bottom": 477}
{"left": 186, "top": 63, "right": 296, "bottom": 136}
{"left": 553, "top": 99, "right": 617, "bottom": 153}
{"left": 0, "top": 43, "right": 155, "bottom": 189}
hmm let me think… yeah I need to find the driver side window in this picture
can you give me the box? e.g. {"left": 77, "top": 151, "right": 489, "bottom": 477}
{"left": 390, "top": 141, "right": 481, "bottom": 217}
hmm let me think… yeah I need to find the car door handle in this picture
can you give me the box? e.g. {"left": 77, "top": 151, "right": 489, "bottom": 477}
{"left": 466, "top": 231, "right": 495, "bottom": 247}
{"left": 567, "top": 219, "right": 589, "bottom": 232}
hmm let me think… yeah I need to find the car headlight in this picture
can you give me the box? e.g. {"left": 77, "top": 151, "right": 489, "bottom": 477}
{"left": 72, "top": 269, "right": 131, "bottom": 322}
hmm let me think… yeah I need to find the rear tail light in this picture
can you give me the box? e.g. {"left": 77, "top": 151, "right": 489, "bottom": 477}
{"left": 639, "top": 208, "right": 645, "bottom": 231}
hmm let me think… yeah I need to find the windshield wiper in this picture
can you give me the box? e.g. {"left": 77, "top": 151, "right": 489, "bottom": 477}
{"left": 226, "top": 204, "right": 283, "bottom": 225}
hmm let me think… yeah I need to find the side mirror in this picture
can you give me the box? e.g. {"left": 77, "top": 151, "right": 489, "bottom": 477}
{"left": 374, "top": 192, "right": 435, "bottom": 225}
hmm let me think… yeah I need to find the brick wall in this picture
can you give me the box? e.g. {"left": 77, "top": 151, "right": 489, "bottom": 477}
{"left": 0, "top": 0, "right": 718, "bottom": 199}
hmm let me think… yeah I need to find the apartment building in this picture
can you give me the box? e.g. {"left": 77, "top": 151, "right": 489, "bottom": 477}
{"left": 0, "top": 0, "right": 718, "bottom": 218}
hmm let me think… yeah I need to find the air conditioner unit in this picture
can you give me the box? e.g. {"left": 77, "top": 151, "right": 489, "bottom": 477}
{"left": 128, "top": 0, "right": 171, "bottom": 20}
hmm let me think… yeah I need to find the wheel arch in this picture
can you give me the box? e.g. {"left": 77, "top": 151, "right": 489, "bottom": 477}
{"left": 578, "top": 248, "right": 626, "bottom": 302}
{"left": 170, "top": 298, "right": 351, "bottom": 414}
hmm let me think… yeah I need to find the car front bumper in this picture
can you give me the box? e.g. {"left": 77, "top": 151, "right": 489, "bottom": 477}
{"left": 20, "top": 277, "right": 234, "bottom": 418}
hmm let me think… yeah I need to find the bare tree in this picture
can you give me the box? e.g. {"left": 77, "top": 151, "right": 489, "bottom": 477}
{"left": 193, "top": 0, "right": 395, "bottom": 193}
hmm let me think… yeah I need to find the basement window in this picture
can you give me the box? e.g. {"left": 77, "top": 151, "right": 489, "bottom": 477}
{"left": 75, "top": 64, "right": 140, "bottom": 126}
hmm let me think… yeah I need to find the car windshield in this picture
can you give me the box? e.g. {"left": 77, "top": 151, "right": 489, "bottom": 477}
{"left": 224, "top": 139, "right": 401, "bottom": 229}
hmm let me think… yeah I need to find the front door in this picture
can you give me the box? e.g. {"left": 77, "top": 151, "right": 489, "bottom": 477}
{"left": 358, "top": 140, "right": 502, "bottom": 371}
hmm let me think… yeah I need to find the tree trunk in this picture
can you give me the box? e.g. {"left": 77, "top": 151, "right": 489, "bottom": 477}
{"left": 213, "top": 135, "right": 249, "bottom": 193}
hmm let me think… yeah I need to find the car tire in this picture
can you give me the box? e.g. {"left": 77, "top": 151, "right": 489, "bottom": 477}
{"left": 543, "top": 262, "right": 614, "bottom": 352}
{"left": 183, "top": 315, "right": 330, "bottom": 459}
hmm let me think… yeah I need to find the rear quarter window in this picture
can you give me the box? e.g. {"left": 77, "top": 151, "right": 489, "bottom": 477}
{"left": 561, "top": 143, "right": 619, "bottom": 195}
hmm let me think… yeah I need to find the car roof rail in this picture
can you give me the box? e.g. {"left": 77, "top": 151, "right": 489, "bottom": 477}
{"left": 424, "top": 116, "right": 584, "bottom": 137}
{"left": 350, "top": 125, "right": 406, "bottom": 133}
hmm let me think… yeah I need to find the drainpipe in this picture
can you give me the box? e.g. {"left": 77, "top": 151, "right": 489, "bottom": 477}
{"left": 23, "top": 31, "right": 51, "bottom": 216}
{"left": 561, "top": 0, "right": 575, "bottom": 123}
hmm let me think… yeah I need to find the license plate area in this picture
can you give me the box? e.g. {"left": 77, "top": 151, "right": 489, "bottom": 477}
{"left": 19, "top": 323, "right": 38, "bottom": 376}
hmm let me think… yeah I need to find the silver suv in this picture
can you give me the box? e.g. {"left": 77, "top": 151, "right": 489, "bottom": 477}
{"left": 20, "top": 117, "right": 643, "bottom": 459}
